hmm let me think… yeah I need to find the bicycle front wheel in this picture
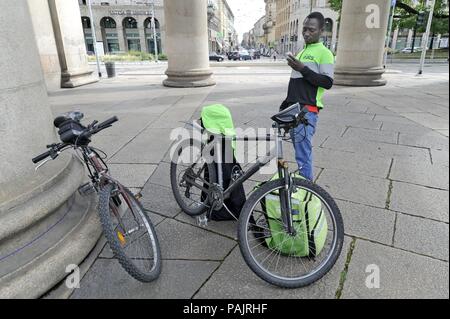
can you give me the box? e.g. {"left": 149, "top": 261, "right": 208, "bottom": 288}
{"left": 98, "top": 183, "right": 162, "bottom": 282}
{"left": 238, "top": 178, "right": 344, "bottom": 288}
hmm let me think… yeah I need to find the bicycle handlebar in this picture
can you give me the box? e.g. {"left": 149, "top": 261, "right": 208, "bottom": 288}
{"left": 32, "top": 150, "right": 53, "bottom": 164}
{"left": 97, "top": 116, "right": 119, "bottom": 129}
{"left": 32, "top": 143, "right": 66, "bottom": 164}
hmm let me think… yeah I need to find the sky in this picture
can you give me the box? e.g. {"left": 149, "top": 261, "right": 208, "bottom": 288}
{"left": 226, "top": 0, "right": 266, "bottom": 43}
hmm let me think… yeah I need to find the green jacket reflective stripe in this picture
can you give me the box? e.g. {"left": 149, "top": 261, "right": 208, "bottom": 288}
{"left": 285, "top": 42, "right": 335, "bottom": 109}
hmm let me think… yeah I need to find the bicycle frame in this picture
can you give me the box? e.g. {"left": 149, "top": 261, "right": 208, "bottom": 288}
{"left": 193, "top": 123, "right": 297, "bottom": 235}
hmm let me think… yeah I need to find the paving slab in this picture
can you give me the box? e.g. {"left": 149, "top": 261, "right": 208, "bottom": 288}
{"left": 431, "top": 149, "right": 449, "bottom": 165}
{"left": 109, "top": 128, "right": 173, "bottom": 164}
{"left": 337, "top": 200, "right": 396, "bottom": 245}
{"left": 390, "top": 181, "right": 449, "bottom": 222}
{"left": 322, "top": 136, "right": 431, "bottom": 162}
{"left": 175, "top": 214, "right": 238, "bottom": 240}
{"left": 155, "top": 218, "right": 237, "bottom": 261}
{"left": 399, "top": 132, "right": 449, "bottom": 151}
{"left": 146, "top": 162, "right": 172, "bottom": 188}
{"left": 140, "top": 183, "right": 181, "bottom": 218}
{"left": 342, "top": 127, "right": 399, "bottom": 144}
{"left": 71, "top": 258, "right": 220, "bottom": 299}
{"left": 390, "top": 159, "right": 449, "bottom": 190}
{"left": 314, "top": 147, "right": 392, "bottom": 178}
{"left": 381, "top": 121, "right": 435, "bottom": 135}
{"left": 342, "top": 240, "right": 449, "bottom": 299}
{"left": 394, "top": 213, "right": 449, "bottom": 261}
{"left": 108, "top": 164, "right": 157, "bottom": 188}
{"left": 316, "top": 169, "right": 390, "bottom": 209}
{"left": 195, "top": 237, "right": 352, "bottom": 299}
{"left": 374, "top": 114, "right": 420, "bottom": 126}
{"left": 400, "top": 112, "right": 449, "bottom": 130}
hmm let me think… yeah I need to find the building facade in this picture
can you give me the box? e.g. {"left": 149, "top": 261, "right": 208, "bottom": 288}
{"left": 275, "top": 0, "right": 338, "bottom": 54}
{"left": 78, "top": 0, "right": 165, "bottom": 55}
{"left": 263, "top": 0, "right": 277, "bottom": 53}
{"left": 253, "top": 16, "right": 267, "bottom": 50}
{"left": 208, "top": 0, "right": 237, "bottom": 53}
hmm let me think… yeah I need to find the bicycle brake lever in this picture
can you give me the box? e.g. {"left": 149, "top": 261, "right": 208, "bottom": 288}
{"left": 35, "top": 150, "right": 61, "bottom": 171}
{"left": 35, "top": 157, "right": 53, "bottom": 171}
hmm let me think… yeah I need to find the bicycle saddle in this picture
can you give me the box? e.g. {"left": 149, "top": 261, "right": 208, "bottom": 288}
{"left": 271, "top": 103, "right": 307, "bottom": 127}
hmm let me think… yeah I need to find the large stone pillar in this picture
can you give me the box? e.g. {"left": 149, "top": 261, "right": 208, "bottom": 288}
{"left": 28, "top": 0, "right": 61, "bottom": 92}
{"left": 163, "top": 0, "right": 215, "bottom": 87}
{"left": 0, "top": 0, "right": 101, "bottom": 298}
{"left": 334, "top": 0, "right": 391, "bottom": 86}
{"left": 48, "top": 0, "right": 98, "bottom": 88}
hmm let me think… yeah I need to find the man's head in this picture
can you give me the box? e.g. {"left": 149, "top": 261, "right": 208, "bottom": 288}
{"left": 303, "top": 12, "right": 325, "bottom": 44}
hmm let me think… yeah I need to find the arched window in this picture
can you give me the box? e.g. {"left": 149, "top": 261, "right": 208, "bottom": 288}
{"left": 144, "top": 17, "right": 162, "bottom": 54}
{"left": 324, "top": 18, "right": 333, "bottom": 33}
{"left": 144, "top": 17, "right": 160, "bottom": 30}
{"left": 123, "top": 17, "right": 138, "bottom": 29}
{"left": 100, "top": 17, "right": 116, "bottom": 29}
{"left": 81, "top": 16, "right": 91, "bottom": 29}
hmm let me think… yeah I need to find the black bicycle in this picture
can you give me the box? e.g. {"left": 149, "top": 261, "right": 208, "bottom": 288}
{"left": 170, "top": 103, "right": 344, "bottom": 288}
{"left": 33, "top": 112, "right": 161, "bottom": 282}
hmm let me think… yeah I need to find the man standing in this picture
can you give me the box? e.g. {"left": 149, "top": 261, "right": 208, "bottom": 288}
{"left": 281, "top": 12, "right": 335, "bottom": 181}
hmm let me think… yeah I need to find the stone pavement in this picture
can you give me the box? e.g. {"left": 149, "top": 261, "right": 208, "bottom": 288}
{"left": 45, "top": 62, "right": 448, "bottom": 299}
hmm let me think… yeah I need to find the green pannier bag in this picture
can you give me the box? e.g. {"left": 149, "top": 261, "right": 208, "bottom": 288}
{"left": 262, "top": 174, "right": 328, "bottom": 257}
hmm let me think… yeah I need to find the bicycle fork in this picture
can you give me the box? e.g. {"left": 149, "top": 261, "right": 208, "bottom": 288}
{"left": 278, "top": 161, "right": 296, "bottom": 236}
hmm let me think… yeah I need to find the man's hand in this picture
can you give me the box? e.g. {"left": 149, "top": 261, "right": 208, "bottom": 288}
{"left": 287, "top": 54, "right": 305, "bottom": 72}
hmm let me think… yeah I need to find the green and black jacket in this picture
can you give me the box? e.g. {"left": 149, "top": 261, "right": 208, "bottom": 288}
{"left": 283, "top": 42, "right": 335, "bottom": 110}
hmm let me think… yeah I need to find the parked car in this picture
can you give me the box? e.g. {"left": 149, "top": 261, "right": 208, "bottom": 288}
{"left": 251, "top": 50, "right": 261, "bottom": 59}
{"left": 401, "top": 47, "right": 422, "bottom": 53}
{"left": 239, "top": 50, "right": 252, "bottom": 60}
{"left": 209, "top": 53, "right": 225, "bottom": 62}
{"left": 228, "top": 51, "right": 240, "bottom": 61}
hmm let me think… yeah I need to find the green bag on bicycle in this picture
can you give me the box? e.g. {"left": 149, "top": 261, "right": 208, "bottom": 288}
{"left": 262, "top": 174, "right": 328, "bottom": 257}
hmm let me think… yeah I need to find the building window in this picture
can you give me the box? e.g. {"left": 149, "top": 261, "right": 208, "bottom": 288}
{"left": 123, "top": 17, "right": 138, "bottom": 29}
{"left": 81, "top": 16, "right": 91, "bottom": 29}
{"left": 144, "top": 17, "right": 160, "bottom": 30}
{"left": 100, "top": 17, "right": 116, "bottom": 29}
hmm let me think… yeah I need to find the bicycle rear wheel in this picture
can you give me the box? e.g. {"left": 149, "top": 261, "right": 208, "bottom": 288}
{"left": 98, "top": 183, "right": 162, "bottom": 282}
{"left": 238, "top": 178, "right": 344, "bottom": 288}
{"left": 170, "top": 138, "right": 217, "bottom": 216}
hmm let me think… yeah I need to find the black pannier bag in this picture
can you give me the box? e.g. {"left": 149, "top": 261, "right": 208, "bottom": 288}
{"left": 200, "top": 104, "right": 246, "bottom": 221}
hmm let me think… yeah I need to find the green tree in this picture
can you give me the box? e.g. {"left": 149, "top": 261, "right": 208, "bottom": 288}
{"left": 328, "top": 0, "right": 448, "bottom": 35}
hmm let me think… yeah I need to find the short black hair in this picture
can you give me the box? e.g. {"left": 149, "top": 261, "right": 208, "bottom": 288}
{"left": 305, "top": 12, "right": 325, "bottom": 29}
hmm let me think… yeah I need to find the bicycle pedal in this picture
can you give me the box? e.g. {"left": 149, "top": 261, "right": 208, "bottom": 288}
{"left": 134, "top": 192, "right": 143, "bottom": 200}
{"left": 78, "top": 182, "right": 95, "bottom": 197}
{"left": 196, "top": 215, "right": 209, "bottom": 228}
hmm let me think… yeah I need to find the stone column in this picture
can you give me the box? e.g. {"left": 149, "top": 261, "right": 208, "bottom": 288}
{"left": 406, "top": 29, "right": 413, "bottom": 48}
{"left": 334, "top": 0, "right": 391, "bottom": 86}
{"left": 163, "top": 0, "right": 215, "bottom": 88}
{"left": 117, "top": 26, "right": 127, "bottom": 52}
{"left": 391, "top": 27, "right": 399, "bottom": 51}
{"left": 48, "top": 0, "right": 98, "bottom": 88}
{"left": 28, "top": 0, "right": 61, "bottom": 92}
{"left": 0, "top": 0, "right": 100, "bottom": 298}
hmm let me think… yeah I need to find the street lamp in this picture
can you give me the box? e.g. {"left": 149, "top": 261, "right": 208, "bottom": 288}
{"left": 148, "top": 0, "right": 159, "bottom": 62}
{"left": 88, "top": 0, "right": 102, "bottom": 77}
{"left": 418, "top": 0, "right": 436, "bottom": 75}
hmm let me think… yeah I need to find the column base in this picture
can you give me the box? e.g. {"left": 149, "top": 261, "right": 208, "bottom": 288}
{"left": 0, "top": 155, "right": 102, "bottom": 298}
{"left": 61, "top": 68, "right": 98, "bottom": 88}
{"left": 163, "top": 69, "right": 216, "bottom": 88}
{"left": 334, "top": 67, "right": 387, "bottom": 87}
